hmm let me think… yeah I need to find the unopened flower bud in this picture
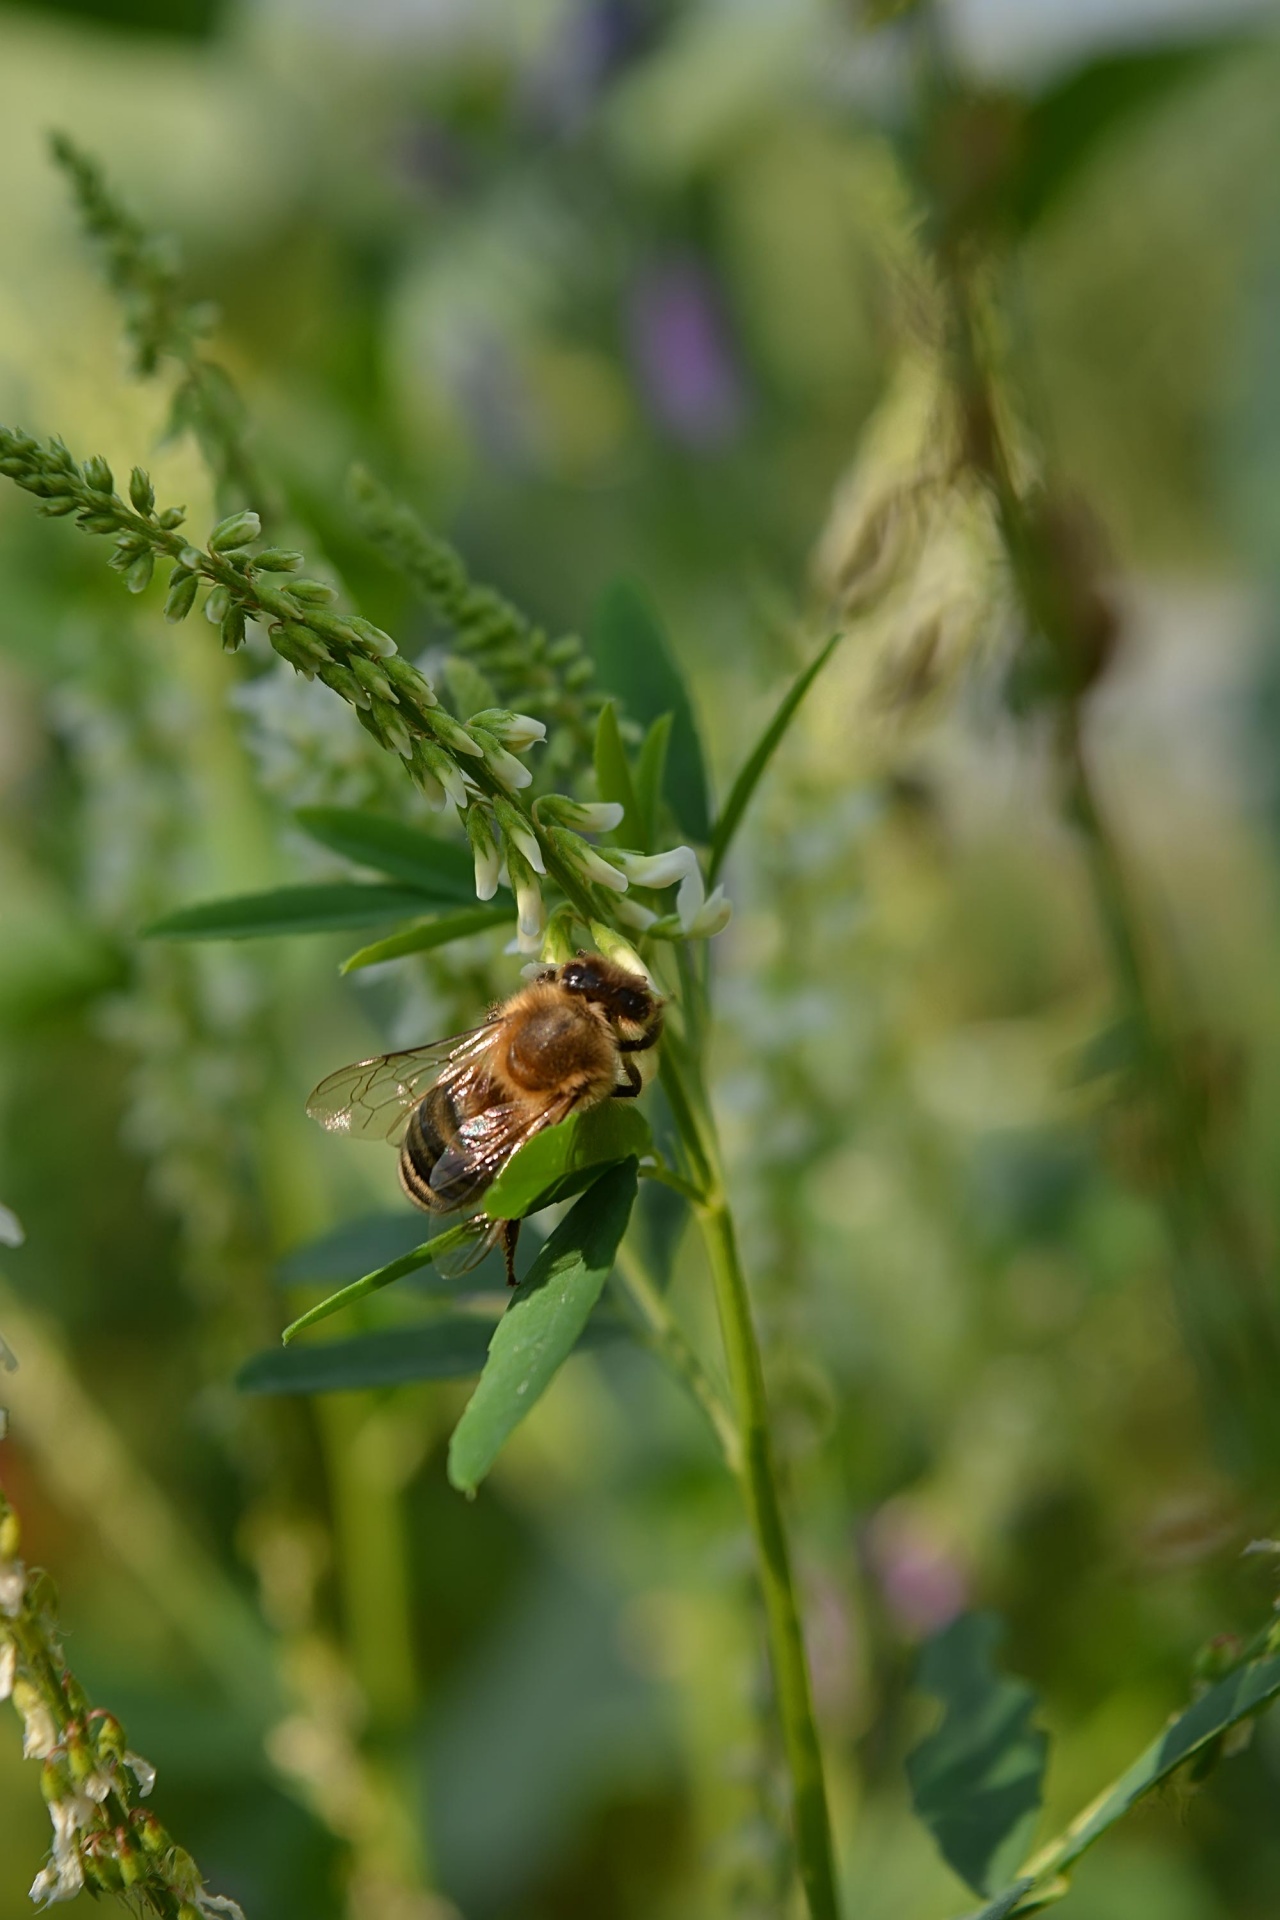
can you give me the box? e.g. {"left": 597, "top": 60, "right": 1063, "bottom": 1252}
{"left": 425, "top": 709, "right": 484, "bottom": 758}
{"left": 0, "top": 1558, "right": 25, "bottom": 1616}
{"left": 587, "top": 923, "right": 653, "bottom": 984}
{"left": 285, "top": 577, "right": 338, "bottom": 607}
{"left": 209, "top": 510, "right": 261, "bottom": 553}
{"left": 128, "top": 468, "right": 155, "bottom": 515}
{"left": 83, "top": 455, "right": 114, "bottom": 496}
{"left": 124, "top": 552, "right": 154, "bottom": 595}
{"left": 203, "top": 585, "right": 229, "bottom": 627}
{"left": 414, "top": 742, "right": 468, "bottom": 811}
{"left": 251, "top": 547, "right": 304, "bottom": 572}
{"left": 0, "top": 1633, "right": 15, "bottom": 1701}
{"left": 0, "top": 1503, "right": 20, "bottom": 1557}
{"left": 535, "top": 796, "right": 624, "bottom": 835}
{"left": 540, "top": 908, "right": 580, "bottom": 966}
{"left": 164, "top": 569, "right": 198, "bottom": 623}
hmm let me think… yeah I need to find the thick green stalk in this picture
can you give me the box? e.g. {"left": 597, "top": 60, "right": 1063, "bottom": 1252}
{"left": 696, "top": 1196, "right": 841, "bottom": 1920}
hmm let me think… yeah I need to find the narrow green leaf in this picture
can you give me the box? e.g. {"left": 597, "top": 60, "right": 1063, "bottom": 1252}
{"left": 708, "top": 632, "right": 841, "bottom": 885}
{"left": 295, "top": 806, "right": 478, "bottom": 900}
{"left": 281, "top": 1221, "right": 478, "bottom": 1341}
{"left": 633, "top": 712, "right": 672, "bottom": 853}
{"left": 482, "top": 1102, "right": 652, "bottom": 1221}
{"left": 340, "top": 904, "right": 511, "bottom": 973}
{"left": 908, "top": 1613, "right": 1048, "bottom": 1899}
{"left": 144, "top": 883, "right": 438, "bottom": 941}
{"left": 589, "top": 580, "right": 710, "bottom": 841}
{"left": 593, "top": 699, "right": 642, "bottom": 847}
{"left": 240, "top": 1315, "right": 497, "bottom": 1394}
{"left": 448, "top": 1160, "right": 639, "bottom": 1494}
{"left": 964, "top": 1641, "right": 1280, "bottom": 1918}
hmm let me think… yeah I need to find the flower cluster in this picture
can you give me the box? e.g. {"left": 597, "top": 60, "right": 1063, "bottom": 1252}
{"left": 0, "top": 1486, "right": 244, "bottom": 1917}
{"left": 0, "top": 428, "right": 730, "bottom": 961}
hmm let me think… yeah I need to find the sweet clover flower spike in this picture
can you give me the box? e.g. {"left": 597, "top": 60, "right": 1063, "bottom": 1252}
{"left": 1, "top": 1482, "right": 244, "bottom": 1915}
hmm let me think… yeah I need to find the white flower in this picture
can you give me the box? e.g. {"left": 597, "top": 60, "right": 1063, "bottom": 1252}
{"left": 196, "top": 1894, "right": 248, "bottom": 1920}
{"left": 0, "top": 1202, "right": 23, "bottom": 1247}
{"left": 81, "top": 1771, "right": 114, "bottom": 1804}
{"left": 0, "top": 1559, "right": 26, "bottom": 1617}
{"left": 418, "top": 743, "right": 469, "bottom": 811}
{"left": 0, "top": 1633, "right": 15, "bottom": 1701}
{"left": 686, "top": 884, "right": 733, "bottom": 937}
{"left": 494, "top": 809, "right": 545, "bottom": 876}
{"left": 466, "top": 810, "right": 502, "bottom": 902}
{"left": 559, "top": 836, "right": 628, "bottom": 892}
{"left": 514, "top": 878, "right": 546, "bottom": 954}
{"left": 21, "top": 1698, "right": 59, "bottom": 1759}
{"left": 470, "top": 710, "right": 547, "bottom": 753}
{"left": 125, "top": 1751, "right": 156, "bottom": 1797}
{"left": 477, "top": 735, "right": 533, "bottom": 793}
{"left": 566, "top": 801, "right": 624, "bottom": 834}
{"left": 615, "top": 898, "right": 658, "bottom": 932}
{"left": 613, "top": 846, "right": 705, "bottom": 930}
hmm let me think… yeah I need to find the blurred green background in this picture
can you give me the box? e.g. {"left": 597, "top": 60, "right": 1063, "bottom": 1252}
{"left": 3, "top": 1, "right": 1280, "bottom": 1916}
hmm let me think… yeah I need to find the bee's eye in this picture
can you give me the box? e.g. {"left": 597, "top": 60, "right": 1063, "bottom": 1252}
{"left": 620, "top": 990, "right": 646, "bottom": 1020}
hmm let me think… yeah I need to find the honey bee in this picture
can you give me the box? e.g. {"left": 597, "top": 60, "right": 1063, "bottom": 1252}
{"left": 307, "top": 952, "right": 663, "bottom": 1283}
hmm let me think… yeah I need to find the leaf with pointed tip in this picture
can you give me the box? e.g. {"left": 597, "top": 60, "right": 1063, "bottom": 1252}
{"left": 295, "top": 807, "right": 478, "bottom": 900}
{"left": 593, "top": 699, "right": 642, "bottom": 847}
{"left": 144, "top": 883, "right": 438, "bottom": 940}
{"left": 482, "top": 1102, "right": 651, "bottom": 1221}
{"left": 709, "top": 632, "right": 841, "bottom": 884}
{"left": 908, "top": 1613, "right": 1048, "bottom": 1899}
{"left": 589, "top": 581, "right": 710, "bottom": 841}
{"left": 340, "top": 905, "right": 510, "bottom": 973}
{"left": 448, "top": 1160, "right": 638, "bottom": 1494}
{"left": 281, "top": 1221, "right": 479, "bottom": 1341}
{"left": 633, "top": 712, "right": 672, "bottom": 853}
{"left": 277, "top": 1212, "right": 466, "bottom": 1289}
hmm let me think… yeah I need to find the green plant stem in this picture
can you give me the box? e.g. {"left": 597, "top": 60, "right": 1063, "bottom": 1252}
{"left": 695, "top": 1195, "right": 841, "bottom": 1920}
{"left": 614, "top": 1239, "right": 742, "bottom": 1471}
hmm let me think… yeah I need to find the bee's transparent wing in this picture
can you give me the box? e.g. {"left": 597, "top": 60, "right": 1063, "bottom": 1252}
{"left": 306, "top": 1024, "right": 496, "bottom": 1145}
{"left": 430, "top": 1215, "right": 508, "bottom": 1281}
{"left": 427, "top": 1090, "right": 579, "bottom": 1208}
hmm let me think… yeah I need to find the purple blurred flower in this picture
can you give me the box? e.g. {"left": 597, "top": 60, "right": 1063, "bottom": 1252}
{"left": 627, "top": 257, "right": 746, "bottom": 450}
{"left": 865, "top": 1502, "right": 968, "bottom": 1639}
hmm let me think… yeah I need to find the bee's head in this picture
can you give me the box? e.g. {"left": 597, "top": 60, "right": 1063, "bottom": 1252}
{"left": 561, "top": 952, "right": 655, "bottom": 1027}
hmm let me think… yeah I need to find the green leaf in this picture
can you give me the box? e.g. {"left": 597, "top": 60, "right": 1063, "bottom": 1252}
{"left": 907, "top": 1613, "right": 1048, "bottom": 1899}
{"left": 1012, "top": 40, "right": 1247, "bottom": 235}
{"left": 143, "top": 883, "right": 438, "bottom": 941}
{"left": 962, "top": 1639, "right": 1280, "bottom": 1918}
{"left": 340, "top": 905, "right": 511, "bottom": 973}
{"left": 633, "top": 712, "right": 673, "bottom": 853}
{"left": 482, "top": 1102, "right": 652, "bottom": 1221}
{"left": 589, "top": 580, "right": 710, "bottom": 842}
{"left": 593, "top": 700, "right": 642, "bottom": 847}
{"left": 239, "top": 1316, "right": 497, "bottom": 1394}
{"left": 295, "top": 807, "right": 478, "bottom": 901}
{"left": 281, "top": 1221, "right": 478, "bottom": 1342}
{"left": 448, "top": 1160, "right": 639, "bottom": 1494}
{"left": 708, "top": 632, "right": 841, "bottom": 884}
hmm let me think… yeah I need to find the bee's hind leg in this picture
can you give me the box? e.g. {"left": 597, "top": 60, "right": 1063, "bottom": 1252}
{"left": 612, "top": 1059, "right": 643, "bottom": 1100}
{"left": 500, "top": 1217, "right": 522, "bottom": 1287}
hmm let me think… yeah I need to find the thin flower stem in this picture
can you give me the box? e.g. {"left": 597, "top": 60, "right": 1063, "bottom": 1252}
{"left": 613, "top": 1238, "right": 742, "bottom": 1472}
{"left": 695, "top": 1194, "right": 842, "bottom": 1920}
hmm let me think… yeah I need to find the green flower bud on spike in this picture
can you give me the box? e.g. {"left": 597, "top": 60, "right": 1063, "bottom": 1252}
{"left": 252, "top": 547, "right": 304, "bottom": 572}
{"left": 286, "top": 577, "right": 337, "bottom": 607}
{"left": 128, "top": 468, "right": 154, "bottom": 515}
{"left": 84, "top": 454, "right": 114, "bottom": 495}
{"left": 164, "top": 570, "right": 198, "bottom": 623}
{"left": 125, "top": 552, "right": 154, "bottom": 595}
{"left": 209, "top": 510, "right": 261, "bottom": 553}
{"left": 221, "top": 605, "right": 246, "bottom": 652}
{"left": 203, "top": 585, "right": 229, "bottom": 626}
{"left": 157, "top": 506, "right": 186, "bottom": 530}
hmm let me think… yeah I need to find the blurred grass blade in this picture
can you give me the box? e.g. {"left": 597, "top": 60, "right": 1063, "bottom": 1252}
{"left": 593, "top": 699, "right": 642, "bottom": 846}
{"left": 589, "top": 580, "right": 710, "bottom": 841}
{"left": 963, "top": 1640, "right": 1280, "bottom": 1918}
{"left": 340, "top": 904, "right": 511, "bottom": 973}
{"left": 482, "top": 1103, "right": 651, "bottom": 1221}
{"left": 708, "top": 632, "right": 841, "bottom": 884}
{"left": 448, "top": 1160, "right": 639, "bottom": 1495}
{"left": 240, "top": 1315, "right": 497, "bottom": 1394}
{"left": 144, "top": 882, "right": 440, "bottom": 940}
{"left": 633, "top": 712, "right": 672, "bottom": 853}
{"left": 908, "top": 1613, "right": 1048, "bottom": 1899}
{"left": 295, "top": 806, "right": 478, "bottom": 899}
{"left": 281, "top": 1221, "right": 478, "bottom": 1341}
